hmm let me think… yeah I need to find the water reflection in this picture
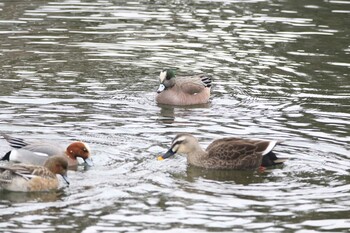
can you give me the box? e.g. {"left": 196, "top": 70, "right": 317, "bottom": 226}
{"left": 183, "top": 166, "right": 270, "bottom": 184}
{"left": 158, "top": 105, "right": 176, "bottom": 124}
{"left": 0, "top": 190, "right": 64, "bottom": 203}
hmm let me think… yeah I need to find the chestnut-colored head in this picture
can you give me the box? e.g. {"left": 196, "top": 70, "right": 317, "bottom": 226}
{"left": 66, "top": 142, "right": 93, "bottom": 166}
{"left": 44, "top": 155, "right": 69, "bottom": 184}
{"left": 66, "top": 141, "right": 90, "bottom": 160}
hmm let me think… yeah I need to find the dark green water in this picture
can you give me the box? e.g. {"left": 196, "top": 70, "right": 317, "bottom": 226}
{"left": 0, "top": 0, "right": 349, "bottom": 232}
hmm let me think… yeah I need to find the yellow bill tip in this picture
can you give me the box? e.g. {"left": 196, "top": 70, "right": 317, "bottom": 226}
{"left": 157, "top": 156, "right": 164, "bottom": 161}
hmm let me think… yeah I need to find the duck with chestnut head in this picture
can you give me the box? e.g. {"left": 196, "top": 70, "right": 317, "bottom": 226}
{"left": 1, "top": 133, "right": 93, "bottom": 169}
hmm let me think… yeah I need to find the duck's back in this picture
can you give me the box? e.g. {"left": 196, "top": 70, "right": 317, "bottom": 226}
{"left": 156, "top": 74, "right": 211, "bottom": 106}
{"left": 176, "top": 75, "right": 211, "bottom": 92}
{"left": 204, "top": 138, "right": 265, "bottom": 169}
{"left": 24, "top": 142, "right": 65, "bottom": 156}
{"left": 0, "top": 164, "right": 58, "bottom": 192}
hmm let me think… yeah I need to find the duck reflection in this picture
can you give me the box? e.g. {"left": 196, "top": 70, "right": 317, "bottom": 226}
{"left": 157, "top": 103, "right": 211, "bottom": 125}
{"left": 0, "top": 189, "right": 64, "bottom": 203}
{"left": 184, "top": 166, "right": 271, "bottom": 184}
{"left": 158, "top": 105, "right": 175, "bottom": 124}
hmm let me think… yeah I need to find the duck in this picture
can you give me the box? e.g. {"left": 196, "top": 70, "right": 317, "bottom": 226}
{"left": 156, "top": 69, "right": 212, "bottom": 105}
{"left": 1, "top": 133, "right": 93, "bottom": 168}
{"left": 158, "top": 133, "right": 287, "bottom": 170}
{"left": 0, "top": 155, "right": 69, "bottom": 192}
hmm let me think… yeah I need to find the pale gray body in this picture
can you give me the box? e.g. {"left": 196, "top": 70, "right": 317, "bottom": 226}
{"left": 1, "top": 133, "right": 93, "bottom": 168}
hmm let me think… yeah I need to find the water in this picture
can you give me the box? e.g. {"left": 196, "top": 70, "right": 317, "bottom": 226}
{"left": 0, "top": 0, "right": 349, "bottom": 232}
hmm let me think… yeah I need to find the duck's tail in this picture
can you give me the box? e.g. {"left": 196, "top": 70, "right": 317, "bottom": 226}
{"left": 200, "top": 75, "right": 212, "bottom": 88}
{"left": 1, "top": 133, "right": 27, "bottom": 149}
{"left": 1, "top": 151, "right": 11, "bottom": 161}
{"left": 261, "top": 151, "right": 288, "bottom": 167}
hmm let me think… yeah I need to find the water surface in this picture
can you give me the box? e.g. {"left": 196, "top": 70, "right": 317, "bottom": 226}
{"left": 0, "top": 0, "right": 349, "bottom": 232}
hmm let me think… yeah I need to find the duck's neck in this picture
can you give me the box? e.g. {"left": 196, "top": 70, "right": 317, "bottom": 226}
{"left": 186, "top": 144, "right": 207, "bottom": 167}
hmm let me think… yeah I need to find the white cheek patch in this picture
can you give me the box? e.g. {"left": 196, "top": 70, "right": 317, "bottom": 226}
{"left": 159, "top": 71, "right": 167, "bottom": 83}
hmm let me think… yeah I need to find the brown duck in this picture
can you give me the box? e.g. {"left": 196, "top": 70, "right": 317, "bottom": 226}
{"left": 158, "top": 133, "right": 287, "bottom": 170}
{"left": 156, "top": 69, "right": 212, "bottom": 105}
{"left": 0, "top": 155, "right": 69, "bottom": 192}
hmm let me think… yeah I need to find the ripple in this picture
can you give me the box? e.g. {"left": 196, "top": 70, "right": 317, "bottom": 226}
{"left": 0, "top": 0, "right": 349, "bottom": 232}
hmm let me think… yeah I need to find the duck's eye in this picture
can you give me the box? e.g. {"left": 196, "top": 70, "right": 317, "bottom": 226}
{"left": 82, "top": 148, "right": 88, "bottom": 152}
{"left": 173, "top": 140, "right": 184, "bottom": 146}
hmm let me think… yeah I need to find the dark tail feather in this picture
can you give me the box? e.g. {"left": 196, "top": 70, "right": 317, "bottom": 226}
{"left": 1, "top": 133, "right": 27, "bottom": 149}
{"left": 201, "top": 76, "right": 212, "bottom": 88}
{"left": 261, "top": 151, "right": 287, "bottom": 167}
{"left": 1, "top": 151, "right": 11, "bottom": 161}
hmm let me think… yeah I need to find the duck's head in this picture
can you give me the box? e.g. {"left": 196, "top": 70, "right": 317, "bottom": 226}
{"left": 158, "top": 133, "right": 198, "bottom": 160}
{"left": 66, "top": 141, "right": 93, "bottom": 166}
{"left": 44, "top": 155, "right": 69, "bottom": 185}
{"left": 157, "top": 69, "right": 176, "bottom": 93}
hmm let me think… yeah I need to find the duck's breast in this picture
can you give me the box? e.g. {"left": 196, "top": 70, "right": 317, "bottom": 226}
{"left": 28, "top": 176, "right": 59, "bottom": 192}
{"left": 156, "top": 87, "right": 210, "bottom": 105}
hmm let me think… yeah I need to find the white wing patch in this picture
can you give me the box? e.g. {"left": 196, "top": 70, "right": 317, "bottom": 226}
{"left": 33, "top": 152, "right": 49, "bottom": 157}
{"left": 261, "top": 141, "right": 277, "bottom": 155}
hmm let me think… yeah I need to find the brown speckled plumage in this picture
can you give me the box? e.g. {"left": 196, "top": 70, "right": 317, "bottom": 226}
{"left": 161, "top": 133, "right": 287, "bottom": 170}
{"left": 0, "top": 155, "right": 69, "bottom": 192}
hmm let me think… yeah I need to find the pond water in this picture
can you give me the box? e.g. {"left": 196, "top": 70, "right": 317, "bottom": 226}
{"left": 0, "top": 0, "right": 349, "bottom": 232}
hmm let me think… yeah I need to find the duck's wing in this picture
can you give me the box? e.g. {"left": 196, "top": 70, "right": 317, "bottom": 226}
{"left": 205, "top": 138, "right": 280, "bottom": 169}
{"left": 21, "top": 143, "right": 65, "bottom": 156}
{"left": 177, "top": 75, "right": 211, "bottom": 94}
{"left": 1, "top": 133, "right": 65, "bottom": 156}
{"left": 239, "top": 138, "right": 280, "bottom": 156}
{"left": 6, "top": 149, "right": 49, "bottom": 165}
{"left": 206, "top": 138, "right": 258, "bottom": 160}
{"left": 206, "top": 137, "right": 242, "bottom": 152}
{"left": 0, "top": 164, "right": 40, "bottom": 182}
{"left": 207, "top": 137, "right": 279, "bottom": 156}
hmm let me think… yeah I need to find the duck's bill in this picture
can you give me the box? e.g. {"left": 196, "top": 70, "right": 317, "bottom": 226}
{"left": 84, "top": 157, "right": 94, "bottom": 166}
{"left": 61, "top": 174, "right": 70, "bottom": 185}
{"left": 157, "top": 148, "right": 176, "bottom": 160}
{"left": 157, "top": 84, "right": 166, "bottom": 93}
